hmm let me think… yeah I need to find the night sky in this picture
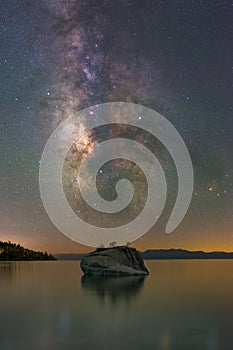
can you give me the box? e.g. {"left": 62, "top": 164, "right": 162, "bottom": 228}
{"left": 0, "top": 0, "right": 232, "bottom": 253}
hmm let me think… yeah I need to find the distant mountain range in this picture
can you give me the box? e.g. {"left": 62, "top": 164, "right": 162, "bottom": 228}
{"left": 141, "top": 249, "right": 233, "bottom": 259}
{"left": 55, "top": 253, "right": 86, "bottom": 260}
{"left": 2, "top": 242, "right": 232, "bottom": 262}
{"left": 54, "top": 248, "right": 233, "bottom": 260}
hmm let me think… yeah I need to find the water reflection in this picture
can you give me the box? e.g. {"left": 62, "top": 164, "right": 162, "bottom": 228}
{"left": 0, "top": 261, "right": 232, "bottom": 349}
{"left": 0, "top": 262, "right": 14, "bottom": 282}
{"left": 81, "top": 274, "right": 146, "bottom": 305}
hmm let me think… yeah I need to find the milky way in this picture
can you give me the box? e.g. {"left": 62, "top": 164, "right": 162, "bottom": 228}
{"left": 44, "top": 0, "right": 171, "bottom": 232}
{"left": 46, "top": 1, "right": 164, "bottom": 122}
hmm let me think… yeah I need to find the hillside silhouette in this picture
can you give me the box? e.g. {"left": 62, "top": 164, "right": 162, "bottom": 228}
{"left": 0, "top": 241, "right": 56, "bottom": 261}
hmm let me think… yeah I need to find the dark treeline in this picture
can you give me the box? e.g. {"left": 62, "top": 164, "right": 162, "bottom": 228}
{"left": 0, "top": 241, "right": 56, "bottom": 261}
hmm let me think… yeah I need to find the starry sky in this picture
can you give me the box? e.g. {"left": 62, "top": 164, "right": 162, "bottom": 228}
{"left": 0, "top": 0, "right": 232, "bottom": 254}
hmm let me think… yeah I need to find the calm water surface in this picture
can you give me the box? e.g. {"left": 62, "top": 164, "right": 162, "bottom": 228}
{"left": 0, "top": 260, "right": 232, "bottom": 350}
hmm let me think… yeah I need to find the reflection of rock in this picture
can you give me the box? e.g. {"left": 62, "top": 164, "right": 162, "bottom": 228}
{"left": 81, "top": 275, "right": 145, "bottom": 304}
{"left": 80, "top": 246, "right": 149, "bottom": 275}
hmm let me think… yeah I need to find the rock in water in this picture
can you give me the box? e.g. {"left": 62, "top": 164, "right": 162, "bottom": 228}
{"left": 80, "top": 246, "right": 149, "bottom": 276}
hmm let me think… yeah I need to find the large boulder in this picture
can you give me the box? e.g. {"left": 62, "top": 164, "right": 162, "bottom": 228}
{"left": 80, "top": 246, "right": 149, "bottom": 276}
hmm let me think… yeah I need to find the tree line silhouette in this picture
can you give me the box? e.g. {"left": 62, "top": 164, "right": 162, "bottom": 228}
{"left": 0, "top": 241, "right": 56, "bottom": 261}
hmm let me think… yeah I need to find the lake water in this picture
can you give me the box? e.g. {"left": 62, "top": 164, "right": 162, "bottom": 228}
{"left": 0, "top": 260, "right": 232, "bottom": 350}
